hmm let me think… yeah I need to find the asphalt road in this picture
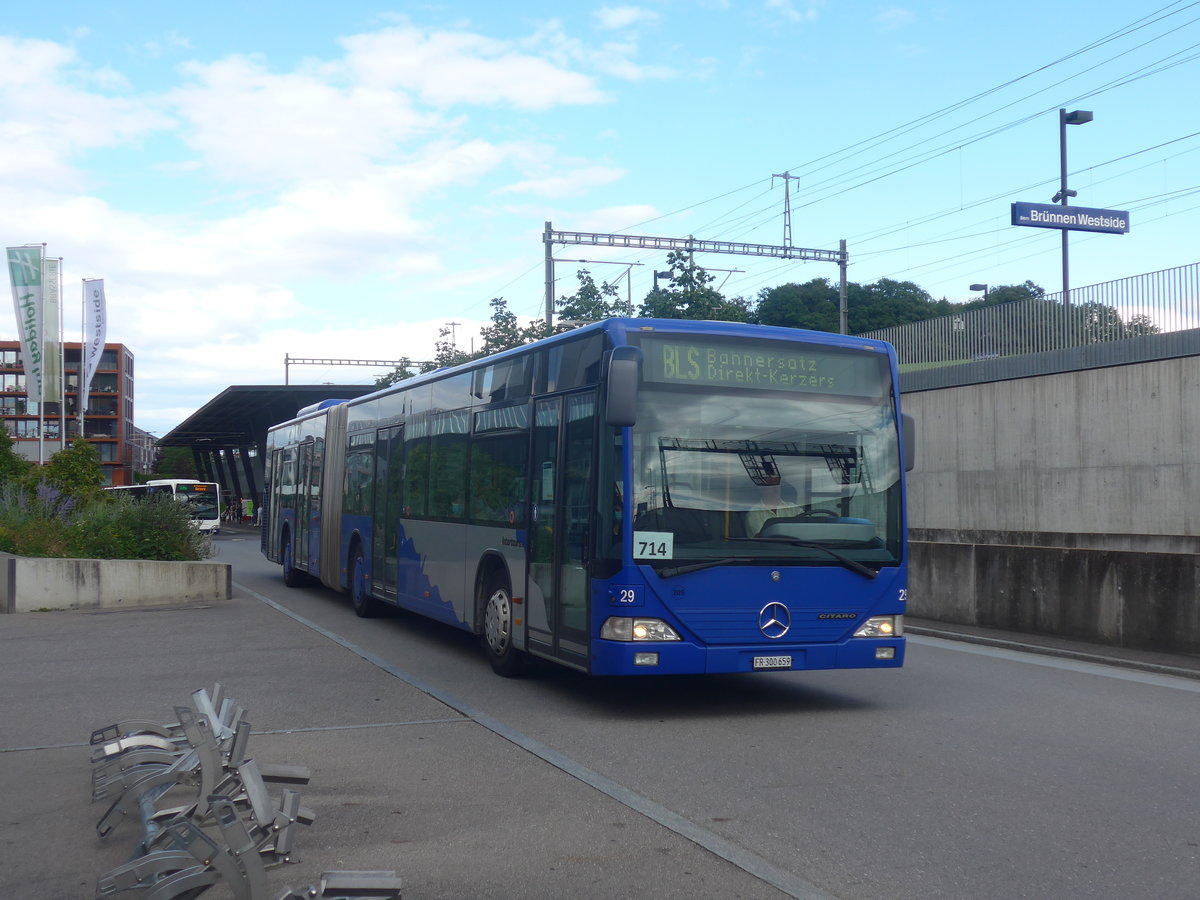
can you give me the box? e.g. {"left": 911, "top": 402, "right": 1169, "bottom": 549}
{"left": 3, "top": 529, "right": 1197, "bottom": 899}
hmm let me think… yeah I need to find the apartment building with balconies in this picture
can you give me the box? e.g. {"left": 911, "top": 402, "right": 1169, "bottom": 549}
{"left": 0, "top": 340, "right": 148, "bottom": 485}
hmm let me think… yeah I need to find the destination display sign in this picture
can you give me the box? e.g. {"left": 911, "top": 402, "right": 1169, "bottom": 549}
{"left": 636, "top": 335, "right": 886, "bottom": 397}
{"left": 1011, "top": 202, "right": 1130, "bottom": 234}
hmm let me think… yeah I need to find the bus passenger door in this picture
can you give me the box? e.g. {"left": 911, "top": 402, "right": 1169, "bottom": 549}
{"left": 295, "top": 440, "right": 313, "bottom": 569}
{"left": 372, "top": 425, "right": 404, "bottom": 598}
{"left": 528, "top": 392, "right": 595, "bottom": 669}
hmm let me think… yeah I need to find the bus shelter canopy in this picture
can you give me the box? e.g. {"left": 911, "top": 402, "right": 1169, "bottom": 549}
{"left": 157, "top": 385, "right": 376, "bottom": 500}
{"left": 158, "top": 385, "right": 375, "bottom": 456}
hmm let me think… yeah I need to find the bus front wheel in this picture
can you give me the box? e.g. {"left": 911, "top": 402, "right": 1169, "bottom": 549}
{"left": 350, "top": 547, "right": 382, "bottom": 618}
{"left": 481, "top": 575, "right": 525, "bottom": 677}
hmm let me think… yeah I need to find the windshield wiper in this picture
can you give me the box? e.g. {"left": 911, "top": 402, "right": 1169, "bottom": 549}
{"left": 654, "top": 541, "right": 877, "bottom": 580}
{"left": 730, "top": 537, "right": 878, "bottom": 579}
{"left": 656, "top": 557, "right": 742, "bottom": 578}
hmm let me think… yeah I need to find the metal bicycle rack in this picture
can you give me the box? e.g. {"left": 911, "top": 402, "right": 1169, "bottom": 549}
{"left": 89, "top": 685, "right": 403, "bottom": 900}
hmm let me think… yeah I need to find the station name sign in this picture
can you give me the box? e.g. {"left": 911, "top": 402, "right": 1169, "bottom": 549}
{"left": 1011, "top": 202, "right": 1130, "bottom": 234}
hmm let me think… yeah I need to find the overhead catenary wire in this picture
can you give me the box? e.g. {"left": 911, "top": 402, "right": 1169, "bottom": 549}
{"left": 447, "top": 2, "right": 1200, "bottom": 327}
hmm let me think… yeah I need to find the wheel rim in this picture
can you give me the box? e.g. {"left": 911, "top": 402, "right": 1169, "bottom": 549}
{"left": 484, "top": 587, "right": 512, "bottom": 655}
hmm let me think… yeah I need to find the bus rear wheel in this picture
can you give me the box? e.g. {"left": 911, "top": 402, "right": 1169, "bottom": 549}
{"left": 481, "top": 575, "right": 525, "bottom": 677}
{"left": 282, "top": 535, "right": 306, "bottom": 587}
{"left": 350, "top": 547, "right": 382, "bottom": 618}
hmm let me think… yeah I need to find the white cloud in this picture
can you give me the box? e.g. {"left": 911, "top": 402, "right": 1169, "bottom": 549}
{"left": 523, "top": 19, "right": 674, "bottom": 83}
{"left": 567, "top": 204, "right": 661, "bottom": 233}
{"left": 593, "top": 42, "right": 676, "bottom": 81}
{"left": 875, "top": 7, "right": 917, "bottom": 30}
{"left": 339, "top": 25, "right": 608, "bottom": 110}
{"left": 594, "top": 6, "right": 661, "bottom": 31}
{"left": 764, "top": 0, "right": 820, "bottom": 24}
{"left": 496, "top": 165, "right": 627, "bottom": 198}
{"left": 0, "top": 20, "right": 641, "bottom": 434}
{"left": 144, "top": 30, "right": 191, "bottom": 57}
{"left": 169, "top": 55, "right": 439, "bottom": 185}
{"left": 0, "top": 36, "right": 172, "bottom": 189}
{"left": 135, "top": 317, "right": 485, "bottom": 430}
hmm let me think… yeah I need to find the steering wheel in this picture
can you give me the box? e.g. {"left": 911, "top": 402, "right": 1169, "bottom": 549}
{"left": 795, "top": 508, "right": 839, "bottom": 519}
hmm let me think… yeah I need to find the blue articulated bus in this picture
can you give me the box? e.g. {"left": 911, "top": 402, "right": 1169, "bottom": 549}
{"left": 262, "top": 318, "right": 914, "bottom": 677}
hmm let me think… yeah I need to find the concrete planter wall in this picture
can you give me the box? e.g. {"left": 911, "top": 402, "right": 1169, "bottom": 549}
{"left": 0, "top": 553, "right": 231, "bottom": 613}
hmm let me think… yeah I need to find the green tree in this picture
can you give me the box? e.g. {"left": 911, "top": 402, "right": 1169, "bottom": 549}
{"left": 477, "top": 298, "right": 551, "bottom": 356}
{"left": 40, "top": 439, "right": 104, "bottom": 500}
{"left": 638, "top": 251, "right": 751, "bottom": 322}
{"left": 755, "top": 278, "right": 840, "bottom": 331}
{"left": 423, "top": 324, "right": 473, "bottom": 372}
{"left": 1066, "top": 302, "right": 1159, "bottom": 343}
{"left": 849, "top": 278, "right": 953, "bottom": 332}
{"left": 1125, "top": 313, "right": 1161, "bottom": 337}
{"left": 375, "top": 358, "right": 418, "bottom": 388}
{"left": 0, "top": 428, "right": 32, "bottom": 486}
{"left": 156, "top": 446, "right": 197, "bottom": 478}
{"left": 478, "top": 298, "right": 528, "bottom": 356}
{"left": 557, "top": 269, "right": 634, "bottom": 322}
{"left": 963, "top": 280, "right": 1045, "bottom": 309}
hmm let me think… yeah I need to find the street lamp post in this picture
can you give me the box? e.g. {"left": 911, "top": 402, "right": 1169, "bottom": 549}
{"left": 1054, "top": 108, "right": 1092, "bottom": 338}
{"left": 969, "top": 283, "right": 992, "bottom": 356}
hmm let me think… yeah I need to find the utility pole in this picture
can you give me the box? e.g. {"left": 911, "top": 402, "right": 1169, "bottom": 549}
{"left": 839, "top": 239, "right": 848, "bottom": 336}
{"left": 544, "top": 221, "right": 555, "bottom": 330}
{"left": 772, "top": 172, "right": 798, "bottom": 249}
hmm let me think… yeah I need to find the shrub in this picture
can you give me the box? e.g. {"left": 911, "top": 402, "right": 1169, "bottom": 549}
{"left": 0, "top": 483, "right": 212, "bottom": 561}
{"left": 68, "top": 494, "right": 212, "bottom": 561}
{"left": 0, "top": 482, "right": 72, "bottom": 556}
{"left": 37, "top": 438, "right": 104, "bottom": 500}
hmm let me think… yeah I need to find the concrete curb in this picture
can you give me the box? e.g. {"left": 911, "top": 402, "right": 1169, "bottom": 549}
{"left": 907, "top": 622, "right": 1200, "bottom": 681}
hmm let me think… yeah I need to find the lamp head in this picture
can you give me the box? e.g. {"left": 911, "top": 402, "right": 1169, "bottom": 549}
{"left": 1064, "top": 109, "right": 1093, "bottom": 125}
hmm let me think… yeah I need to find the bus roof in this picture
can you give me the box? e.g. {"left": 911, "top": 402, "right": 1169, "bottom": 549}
{"left": 267, "top": 318, "right": 897, "bottom": 431}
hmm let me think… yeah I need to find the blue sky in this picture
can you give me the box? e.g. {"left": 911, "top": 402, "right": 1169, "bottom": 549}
{"left": 3, "top": 1, "right": 1198, "bottom": 436}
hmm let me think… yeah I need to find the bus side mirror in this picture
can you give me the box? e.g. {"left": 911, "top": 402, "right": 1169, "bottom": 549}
{"left": 902, "top": 413, "right": 916, "bottom": 472}
{"left": 606, "top": 346, "right": 642, "bottom": 428}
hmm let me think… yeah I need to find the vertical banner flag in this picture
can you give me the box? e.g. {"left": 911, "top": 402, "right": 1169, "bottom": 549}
{"left": 41, "top": 256, "right": 62, "bottom": 403}
{"left": 81, "top": 278, "right": 107, "bottom": 417}
{"left": 6, "top": 246, "right": 44, "bottom": 403}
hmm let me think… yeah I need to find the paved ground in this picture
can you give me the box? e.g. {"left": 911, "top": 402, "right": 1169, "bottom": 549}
{"left": 1, "top": 573, "right": 796, "bottom": 900}
{"left": 2, "top": 529, "right": 1196, "bottom": 898}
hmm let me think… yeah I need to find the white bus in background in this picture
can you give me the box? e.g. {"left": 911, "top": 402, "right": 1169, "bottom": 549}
{"left": 133, "top": 478, "right": 223, "bottom": 534}
{"left": 144, "top": 479, "right": 223, "bottom": 534}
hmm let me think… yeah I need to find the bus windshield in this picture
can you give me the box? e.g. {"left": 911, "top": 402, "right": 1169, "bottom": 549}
{"left": 629, "top": 337, "right": 902, "bottom": 569}
{"left": 175, "top": 483, "right": 221, "bottom": 521}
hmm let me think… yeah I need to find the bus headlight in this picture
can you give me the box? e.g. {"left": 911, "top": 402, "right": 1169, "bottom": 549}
{"left": 853, "top": 615, "right": 903, "bottom": 638}
{"left": 601, "top": 617, "right": 682, "bottom": 641}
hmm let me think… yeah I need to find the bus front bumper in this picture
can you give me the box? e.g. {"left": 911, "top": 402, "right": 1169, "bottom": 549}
{"left": 588, "top": 637, "right": 905, "bottom": 676}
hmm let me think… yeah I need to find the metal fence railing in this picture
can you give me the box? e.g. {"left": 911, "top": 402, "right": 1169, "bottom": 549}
{"left": 859, "top": 262, "right": 1200, "bottom": 372}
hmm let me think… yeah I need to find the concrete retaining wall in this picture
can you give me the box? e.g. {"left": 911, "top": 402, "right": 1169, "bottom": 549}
{"left": 902, "top": 352, "right": 1200, "bottom": 654}
{"left": 0, "top": 554, "right": 231, "bottom": 613}
{"left": 909, "top": 539, "right": 1200, "bottom": 655}
{"left": 903, "top": 355, "right": 1200, "bottom": 541}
